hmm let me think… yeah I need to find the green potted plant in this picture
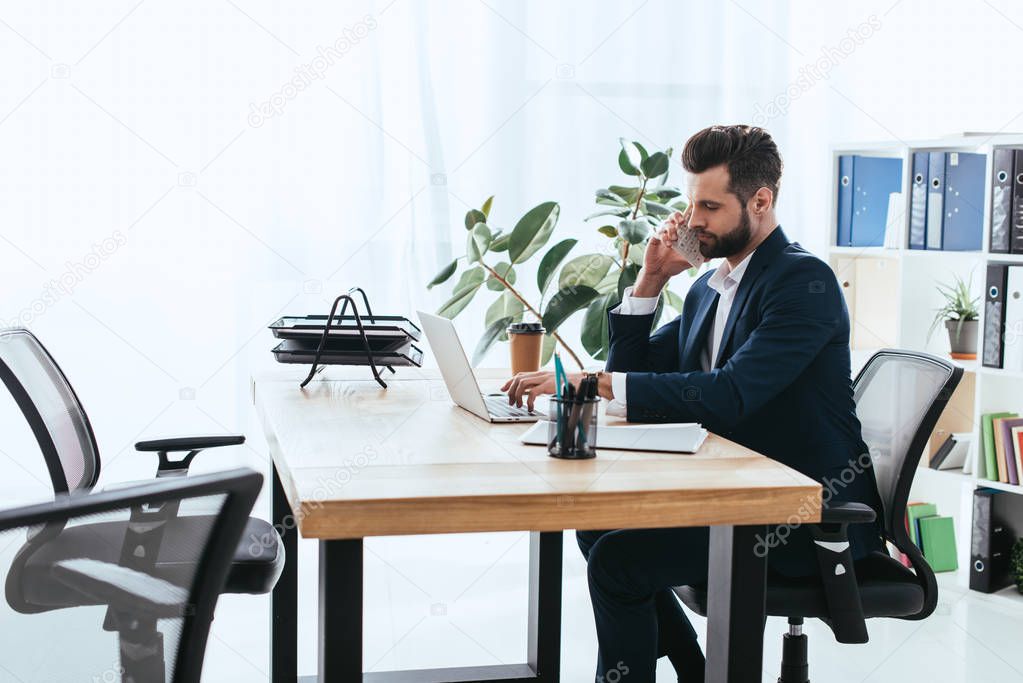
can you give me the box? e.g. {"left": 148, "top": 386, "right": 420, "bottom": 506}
{"left": 427, "top": 139, "right": 693, "bottom": 369}
{"left": 1011, "top": 537, "right": 1023, "bottom": 594}
{"left": 928, "top": 272, "right": 980, "bottom": 360}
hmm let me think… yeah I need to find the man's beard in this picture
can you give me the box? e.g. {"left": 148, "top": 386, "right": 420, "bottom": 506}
{"left": 697, "top": 207, "right": 752, "bottom": 259}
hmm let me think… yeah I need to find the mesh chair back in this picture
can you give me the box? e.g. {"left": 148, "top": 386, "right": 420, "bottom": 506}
{"left": 853, "top": 350, "right": 962, "bottom": 536}
{"left": 0, "top": 468, "right": 261, "bottom": 683}
{"left": 0, "top": 328, "right": 100, "bottom": 493}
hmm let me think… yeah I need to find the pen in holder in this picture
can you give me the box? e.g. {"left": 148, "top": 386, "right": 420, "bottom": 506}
{"left": 547, "top": 395, "right": 599, "bottom": 459}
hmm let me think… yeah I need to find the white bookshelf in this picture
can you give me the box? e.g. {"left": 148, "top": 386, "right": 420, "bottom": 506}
{"left": 827, "top": 134, "right": 1023, "bottom": 601}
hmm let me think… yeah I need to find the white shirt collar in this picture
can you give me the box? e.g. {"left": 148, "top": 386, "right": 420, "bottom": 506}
{"left": 706, "top": 250, "right": 755, "bottom": 295}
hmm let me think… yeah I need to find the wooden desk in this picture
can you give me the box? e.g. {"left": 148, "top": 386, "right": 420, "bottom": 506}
{"left": 254, "top": 368, "right": 821, "bottom": 683}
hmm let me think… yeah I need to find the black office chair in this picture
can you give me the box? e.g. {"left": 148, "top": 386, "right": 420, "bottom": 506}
{"left": 673, "top": 349, "right": 963, "bottom": 683}
{"left": 0, "top": 327, "right": 284, "bottom": 595}
{"left": 0, "top": 468, "right": 263, "bottom": 682}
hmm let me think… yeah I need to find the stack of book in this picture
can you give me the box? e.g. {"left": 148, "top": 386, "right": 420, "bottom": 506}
{"left": 982, "top": 264, "right": 1023, "bottom": 370}
{"left": 836, "top": 155, "right": 903, "bottom": 248}
{"left": 902, "top": 501, "right": 958, "bottom": 572}
{"left": 989, "top": 147, "right": 1023, "bottom": 255}
{"left": 971, "top": 488, "right": 1023, "bottom": 593}
{"left": 977, "top": 412, "right": 1023, "bottom": 485}
{"left": 906, "top": 151, "right": 986, "bottom": 251}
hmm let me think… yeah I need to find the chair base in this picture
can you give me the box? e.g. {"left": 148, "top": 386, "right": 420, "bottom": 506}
{"left": 778, "top": 618, "right": 809, "bottom": 683}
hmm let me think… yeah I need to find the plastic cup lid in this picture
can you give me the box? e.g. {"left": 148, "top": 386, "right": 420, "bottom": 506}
{"left": 507, "top": 322, "right": 545, "bottom": 334}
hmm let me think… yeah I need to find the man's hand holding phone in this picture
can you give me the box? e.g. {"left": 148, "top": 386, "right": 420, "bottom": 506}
{"left": 633, "top": 206, "right": 698, "bottom": 297}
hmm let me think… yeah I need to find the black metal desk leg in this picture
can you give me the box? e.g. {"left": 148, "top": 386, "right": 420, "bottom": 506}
{"left": 272, "top": 464, "right": 298, "bottom": 683}
{"left": 319, "top": 538, "right": 363, "bottom": 682}
{"left": 527, "top": 531, "right": 563, "bottom": 683}
{"left": 705, "top": 525, "right": 768, "bottom": 683}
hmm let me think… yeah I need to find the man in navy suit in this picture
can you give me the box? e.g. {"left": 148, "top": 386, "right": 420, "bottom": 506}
{"left": 503, "top": 125, "right": 883, "bottom": 682}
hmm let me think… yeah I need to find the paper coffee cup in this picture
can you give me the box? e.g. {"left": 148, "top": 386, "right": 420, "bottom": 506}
{"left": 507, "top": 322, "right": 544, "bottom": 374}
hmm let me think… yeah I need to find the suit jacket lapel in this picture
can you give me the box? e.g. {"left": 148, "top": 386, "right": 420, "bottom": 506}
{"left": 714, "top": 226, "right": 791, "bottom": 368}
{"left": 681, "top": 288, "right": 718, "bottom": 370}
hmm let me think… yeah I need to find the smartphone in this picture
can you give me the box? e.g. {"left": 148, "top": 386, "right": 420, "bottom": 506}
{"left": 670, "top": 212, "right": 706, "bottom": 268}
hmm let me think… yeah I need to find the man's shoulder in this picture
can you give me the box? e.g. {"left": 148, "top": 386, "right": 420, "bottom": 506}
{"left": 772, "top": 241, "right": 834, "bottom": 280}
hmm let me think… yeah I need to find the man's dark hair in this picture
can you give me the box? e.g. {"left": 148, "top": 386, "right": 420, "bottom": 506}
{"left": 681, "top": 125, "right": 783, "bottom": 206}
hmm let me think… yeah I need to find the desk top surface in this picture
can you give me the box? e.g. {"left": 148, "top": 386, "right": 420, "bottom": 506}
{"left": 253, "top": 367, "right": 821, "bottom": 539}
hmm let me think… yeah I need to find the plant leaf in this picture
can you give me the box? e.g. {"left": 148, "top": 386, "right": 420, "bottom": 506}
{"left": 427, "top": 259, "right": 458, "bottom": 289}
{"left": 481, "top": 195, "right": 494, "bottom": 218}
{"left": 641, "top": 151, "right": 669, "bottom": 178}
{"left": 634, "top": 141, "right": 650, "bottom": 162}
{"left": 641, "top": 199, "right": 673, "bottom": 217}
{"left": 559, "top": 253, "right": 615, "bottom": 290}
{"left": 508, "top": 201, "right": 560, "bottom": 264}
{"left": 595, "top": 268, "right": 619, "bottom": 294}
{"left": 542, "top": 285, "right": 599, "bottom": 332}
{"left": 617, "top": 263, "right": 641, "bottom": 299}
{"left": 490, "top": 231, "right": 510, "bottom": 252}
{"left": 585, "top": 207, "right": 630, "bottom": 221}
{"left": 581, "top": 292, "right": 614, "bottom": 359}
{"left": 597, "top": 225, "right": 618, "bottom": 238}
{"left": 437, "top": 267, "right": 485, "bottom": 318}
{"left": 620, "top": 138, "right": 645, "bottom": 172}
{"left": 647, "top": 186, "right": 682, "bottom": 200}
{"left": 618, "top": 148, "right": 640, "bottom": 176}
{"left": 486, "top": 261, "right": 516, "bottom": 291}
{"left": 464, "top": 209, "right": 486, "bottom": 231}
{"left": 486, "top": 290, "right": 524, "bottom": 327}
{"left": 472, "top": 316, "right": 514, "bottom": 366}
{"left": 595, "top": 188, "right": 627, "bottom": 205}
{"left": 609, "top": 185, "right": 642, "bottom": 204}
{"left": 540, "top": 333, "right": 557, "bottom": 366}
{"left": 466, "top": 223, "right": 492, "bottom": 263}
{"left": 664, "top": 288, "right": 685, "bottom": 314}
{"left": 618, "top": 219, "right": 650, "bottom": 245}
{"left": 536, "top": 238, "right": 577, "bottom": 294}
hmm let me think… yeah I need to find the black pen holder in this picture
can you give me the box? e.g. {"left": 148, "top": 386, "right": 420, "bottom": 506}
{"left": 547, "top": 396, "right": 599, "bottom": 459}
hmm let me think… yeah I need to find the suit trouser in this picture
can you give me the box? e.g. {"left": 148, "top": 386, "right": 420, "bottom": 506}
{"left": 576, "top": 527, "right": 710, "bottom": 682}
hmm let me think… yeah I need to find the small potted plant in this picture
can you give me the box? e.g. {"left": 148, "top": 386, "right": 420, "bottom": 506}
{"left": 928, "top": 272, "right": 980, "bottom": 360}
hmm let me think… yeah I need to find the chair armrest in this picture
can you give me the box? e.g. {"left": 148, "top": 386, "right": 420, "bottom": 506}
{"left": 820, "top": 501, "right": 876, "bottom": 525}
{"left": 807, "top": 502, "right": 877, "bottom": 644}
{"left": 134, "top": 435, "right": 245, "bottom": 452}
{"left": 50, "top": 558, "right": 189, "bottom": 619}
{"left": 134, "top": 434, "right": 245, "bottom": 477}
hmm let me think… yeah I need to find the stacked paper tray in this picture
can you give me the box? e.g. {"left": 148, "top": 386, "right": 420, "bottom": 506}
{"left": 268, "top": 314, "right": 424, "bottom": 367}
{"left": 271, "top": 339, "right": 424, "bottom": 367}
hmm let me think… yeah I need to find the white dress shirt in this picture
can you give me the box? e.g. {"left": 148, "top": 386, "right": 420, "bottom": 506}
{"left": 605, "top": 251, "right": 756, "bottom": 417}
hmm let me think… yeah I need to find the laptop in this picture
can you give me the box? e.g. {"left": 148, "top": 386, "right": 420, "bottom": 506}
{"left": 417, "top": 311, "right": 543, "bottom": 423}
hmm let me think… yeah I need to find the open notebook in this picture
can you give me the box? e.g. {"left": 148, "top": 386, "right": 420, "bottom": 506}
{"left": 520, "top": 421, "right": 708, "bottom": 454}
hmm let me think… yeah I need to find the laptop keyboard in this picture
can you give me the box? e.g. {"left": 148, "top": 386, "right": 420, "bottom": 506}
{"left": 485, "top": 395, "right": 536, "bottom": 418}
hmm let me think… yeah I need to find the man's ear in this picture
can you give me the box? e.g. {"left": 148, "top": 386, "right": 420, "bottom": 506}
{"left": 750, "top": 187, "right": 774, "bottom": 215}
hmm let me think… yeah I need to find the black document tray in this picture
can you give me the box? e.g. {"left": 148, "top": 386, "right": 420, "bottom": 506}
{"left": 269, "top": 315, "right": 421, "bottom": 343}
{"left": 272, "top": 339, "right": 423, "bottom": 367}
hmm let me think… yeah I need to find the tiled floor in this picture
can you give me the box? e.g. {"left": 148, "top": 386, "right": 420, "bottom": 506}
{"left": 199, "top": 530, "right": 1023, "bottom": 683}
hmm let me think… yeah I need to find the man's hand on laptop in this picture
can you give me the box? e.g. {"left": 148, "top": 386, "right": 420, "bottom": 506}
{"left": 501, "top": 371, "right": 613, "bottom": 412}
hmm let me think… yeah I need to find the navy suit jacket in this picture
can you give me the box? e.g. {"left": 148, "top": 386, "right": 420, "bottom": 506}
{"left": 605, "top": 226, "right": 883, "bottom": 576}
